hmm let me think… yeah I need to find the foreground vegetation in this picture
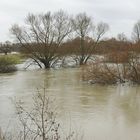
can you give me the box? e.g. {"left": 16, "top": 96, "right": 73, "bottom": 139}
{"left": 0, "top": 88, "right": 81, "bottom": 140}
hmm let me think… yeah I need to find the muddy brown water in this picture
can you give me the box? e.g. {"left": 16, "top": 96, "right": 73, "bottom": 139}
{"left": 0, "top": 67, "right": 140, "bottom": 139}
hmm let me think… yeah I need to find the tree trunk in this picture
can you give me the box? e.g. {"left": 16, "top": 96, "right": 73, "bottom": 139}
{"left": 39, "top": 59, "right": 51, "bottom": 69}
{"left": 44, "top": 63, "right": 50, "bottom": 69}
{"left": 43, "top": 61, "right": 50, "bottom": 69}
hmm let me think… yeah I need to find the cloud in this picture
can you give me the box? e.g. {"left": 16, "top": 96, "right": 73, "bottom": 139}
{"left": 0, "top": 0, "right": 139, "bottom": 41}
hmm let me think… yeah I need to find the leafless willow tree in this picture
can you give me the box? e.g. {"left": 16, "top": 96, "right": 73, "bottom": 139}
{"left": 10, "top": 10, "right": 72, "bottom": 68}
{"left": 132, "top": 20, "right": 140, "bottom": 43}
{"left": 71, "top": 13, "right": 109, "bottom": 65}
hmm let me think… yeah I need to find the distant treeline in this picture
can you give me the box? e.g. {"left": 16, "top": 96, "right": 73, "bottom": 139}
{"left": 1, "top": 37, "right": 139, "bottom": 55}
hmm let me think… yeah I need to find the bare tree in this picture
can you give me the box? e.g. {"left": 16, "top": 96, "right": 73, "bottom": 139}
{"left": 71, "top": 13, "right": 92, "bottom": 65}
{"left": 10, "top": 10, "right": 72, "bottom": 68}
{"left": 132, "top": 20, "right": 140, "bottom": 43}
{"left": 0, "top": 41, "right": 12, "bottom": 55}
{"left": 117, "top": 33, "right": 127, "bottom": 42}
{"left": 71, "top": 13, "right": 109, "bottom": 65}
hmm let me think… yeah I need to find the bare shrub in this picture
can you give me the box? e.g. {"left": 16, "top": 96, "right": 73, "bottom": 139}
{"left": 11, "top": 88, "right": 79, "bottom": 140}
{"left": 127, "top": 52, "right": 140, "bottom": 83}
{"left": 82, "top": 61, "right": 118, "bottom": 84}
{"left": 14, "top": 89, "right": 61, "bottom": 140}
{"left": 82, "top": 56, "right": 131, "bottom": 84}
{"left": 83, "top": 50, "right": 140, "bottom": 85}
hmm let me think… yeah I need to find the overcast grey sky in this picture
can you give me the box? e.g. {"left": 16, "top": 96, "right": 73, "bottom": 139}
{"left": 0, "top": 0, "right": 140, "bottom": 42}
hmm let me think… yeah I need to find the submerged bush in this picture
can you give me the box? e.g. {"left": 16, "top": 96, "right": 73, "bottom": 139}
{"left": 82, "top": 50, "right": 140, "bottom": 85}
{"left": 83, "top": 59, "right": 140, "bottom": 85}
{"left": 82, "top": 56, "right": 130, "bottom": 85}
{"left": 126, "top": 53, "right": 140, "bottom": 84}
{"left": 0, "top": 55, "right": 20, "bottom": 73}
{"left": 82, "top": 62, "right": 119, "bottom": 85}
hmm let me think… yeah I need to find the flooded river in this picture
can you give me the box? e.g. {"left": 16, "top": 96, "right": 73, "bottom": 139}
{"left": 0, "top": 67, "right": 140, "bottom": 139}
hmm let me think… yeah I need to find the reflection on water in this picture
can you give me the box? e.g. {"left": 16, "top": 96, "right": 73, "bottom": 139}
{"left": 0, "top": 68, "right": 140, "bottom": 139}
